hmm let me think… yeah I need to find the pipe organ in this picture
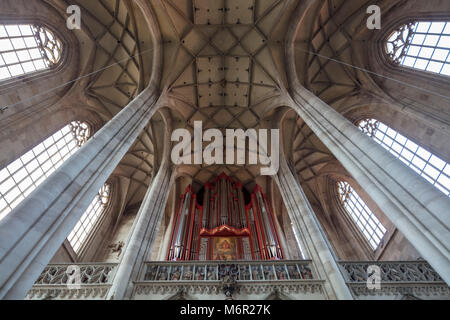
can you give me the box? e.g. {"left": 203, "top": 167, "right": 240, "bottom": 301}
{"left": 167, "top": 173, "right": 284, "bottom": 261}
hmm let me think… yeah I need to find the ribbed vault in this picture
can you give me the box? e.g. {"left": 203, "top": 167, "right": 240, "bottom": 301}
{"left": 65, "top": 0, "right": 160, "bottom": 220}
{"left": 150, "top": 0, "right": 299, "bottom": 191}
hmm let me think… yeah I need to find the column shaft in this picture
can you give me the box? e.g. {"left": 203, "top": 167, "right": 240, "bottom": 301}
{"left": 289, "top": 84, "right": 450, "bottom": 283}
{"left": 275, "top": 155, "right": 353, "bottom": 300}
{"left": 0, "top": 86, "right": 161, "bottom": 299}
{"left": 107, "top": 159, "right": 174, "bottom": 299}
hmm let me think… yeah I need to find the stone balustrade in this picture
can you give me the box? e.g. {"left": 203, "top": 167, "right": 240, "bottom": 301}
{"left": 26, "top": 260, "right": 449, "bottom": 300}
{"left": 26, "top": 263, "right": 117, "bottom": 300}
{"left": 338, "top": 261, "right": 450, "bottom": 299}
{"left": 133, "top": 260, "right": 327, "bottom": 299}
{"left": 141, "top": 260, "right": 315, "bottom": 282}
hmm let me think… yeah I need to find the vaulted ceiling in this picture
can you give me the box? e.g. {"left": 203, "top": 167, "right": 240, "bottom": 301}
{"left": 62, "top": 0, "right": 161, "bottom": 218}
{"left": 149, "top": 0, "right": 299, "bottom": 191}
{"left": 55, "top": 0, "right": 447, "bottom": 211}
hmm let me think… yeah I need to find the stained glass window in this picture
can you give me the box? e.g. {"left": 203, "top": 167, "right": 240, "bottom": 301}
{"left": 359, "top": 119, "right": 449, "bottom": 197}
{"left": 0, "top": 121, "right": 90, "bottom": 220}
{"left": 385, "top": 21, "right": 450, "bottom": 76}
{"left": 0, "top": 24, "right": 62, "bottom": 81}
{"left": 337, "top": 181, "right": 387, "bottom": 250}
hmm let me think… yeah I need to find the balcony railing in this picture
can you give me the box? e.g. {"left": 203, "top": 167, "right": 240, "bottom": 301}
{"left": 338, "top": 261, "right": 449, "bottom": 298}
{"left": 141, "top": 260, "right": 315, "bottom": 282}
{"left": 26, "top": 263, "right": 117, "bottom": 300}
{"left": 28, "top": 260, "right": 448, "bottom": 299}
{"left": 133, "top": 260, "right": 326, "bottom": 298}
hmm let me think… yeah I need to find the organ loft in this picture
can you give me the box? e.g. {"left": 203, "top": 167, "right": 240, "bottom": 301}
{"left": 0, "top": 0, "right": 449, "bottom": 300}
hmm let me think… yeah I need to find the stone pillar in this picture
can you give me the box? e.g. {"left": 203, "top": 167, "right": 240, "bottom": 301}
{"left": 288, "top": 82, "right": 450, "bottom": 284}
{"left": 275, "top": 152, "right": 353, "bottom": 300}
{"left": 107, "top": 159, "right": 174, "bottom": 300}
{"left": 0, "top": 86, "right": 162, "bottom": 299}
{"left": 107, "top": 113, "right": 175, "bottom": 300}
{"left": 157, "top": 179, "right": 180, "bottom": 261}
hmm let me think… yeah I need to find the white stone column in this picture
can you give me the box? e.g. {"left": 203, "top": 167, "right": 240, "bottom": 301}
{"left": 288, "top": 82, "right": 450, "bottom": 284}
{"left": 0, "top": 86, "right": 162, "bottom": 299}
{"left": 275, "top": 152, "right": 353, "bottom": 300}
{"left": 107, "top": 159, "right": 174, "bottom": 300}
{"left": 285, "top": 5, "right": 450, "bottom": 283}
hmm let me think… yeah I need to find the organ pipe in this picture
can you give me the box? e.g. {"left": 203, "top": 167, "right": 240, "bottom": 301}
{"left": 167, "top": 173, "right": 284, "bottom": 261}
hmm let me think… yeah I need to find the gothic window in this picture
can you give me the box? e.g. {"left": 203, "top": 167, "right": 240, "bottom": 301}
{"left": 68, "top": 183, "right": 111, "bottom": 253}
{"left": 0, "top": 121, "right": 90, "bottom": 220}
{"left": 359, "top": 119, "right": 449, "bottom": 197}
{"left": 0, "top": 24, "right": 62, "bottom": 81}
{"left": 385, "top": 21, "right": 450, "bottom": 76}
{"left": 337, "top": 181, "right": 387, "bottom": 250}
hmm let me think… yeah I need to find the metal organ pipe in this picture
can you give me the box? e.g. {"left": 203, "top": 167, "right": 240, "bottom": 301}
{"left": 167, "top": 174, "right": 285, "bottom": 261}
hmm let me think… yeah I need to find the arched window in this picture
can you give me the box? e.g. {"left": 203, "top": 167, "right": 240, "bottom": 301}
{"left": 385, "top": 21, "right": 450, "bottom": 76}
{"left": 68, "top": 183, "right": 111, "bottom": 253}
{"left": 0, "top": 24, "right": 62, "bottom": 81}
{"left": 0, "top": 121, "right": 90, "bottom": 220}
{"left": 337, "top": 181, "right": 387, "bottom": 250}
{"left": 359, "top": 119, "right": 449, "bottom": 197}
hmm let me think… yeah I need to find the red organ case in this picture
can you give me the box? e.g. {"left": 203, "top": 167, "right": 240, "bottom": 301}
{"left": 167, "top": 173, "right": 284, "bottom": 261}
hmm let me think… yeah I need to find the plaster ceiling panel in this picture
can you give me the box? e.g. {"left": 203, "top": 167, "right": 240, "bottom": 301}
{"left": 98, "top": 32, "right": 117, "bottom": 53}
{"left": 329, "top": 32, "right": 348, "bottom": 53}
{"left": 228, "top": 45, "right": 249, "bottom": 56}
{"left": 254, "top": 0, "right": 278, "bottom": 20}
{"left": 188, "top": 110, "right": 209, "bottom": 124}
{"left": 198, "top": 25, "right": 221, "bottom": 39}
{"left": 211, "top": 108, "right": 234, "bottom": 126}
{"left": 235, "top": 168, "right": 253, "bottom": 184}
{"left": 254, "top": 47, "right": 279, "bottom": 84}
{"left": 162, "top": 1, "right": 193, "bottom": 37}
{"left": 251, "top": 63, "right": 276, "bottom": 87}
{"left": 269, "top": 44, "right": 288, "bottom": 87}
{"left": 250, "top": 85, "right": 277, "bottom": 106}
{"left": 240, "top": 28, "right": 266, "bottom": 53}
{"left": 311, "top": 31, "right": 325, "bottom": 51}
{"left": 168, "top": 0, "right": 193, "bottom": 23}
{"left": 211, "top": 28, "right": 237, "bottom": 53}
{"left": 122, "top": 32, "right": 137, "bottom": 54}
{"left": 173, "top": 64, "right": 195, "bottom": 87}
{"left": 109, "top": 21, "right": 124, "bottom": 39}
{"left": 256, "top": 0, "right": 284, "bottom": 36}
{"left": 194, "top": 169, "right": 215, "bottom": 185}
{"left": 224, "top": 83, "right": 249, "bottom": 107}
{"left": 229, "top": 25, "right": 253, "bottom": 39}
{"left": 182, "top": 29, "right": 208, "bottom": 56}
{"left": 196, "top": 56, "right": 224, "bottom": 82}
{"left": 224, "top": 56, "right": 250, "bottom": 82}
{"left": 237, "top": 110, "right": 259, "bottom": 128}
{"left": 116, "top": 2, "right": 128, "bottom": 24}
{"left": 166, "top": 48, "right": 195, "bottom": 87}
{"left": 225, "top": 0, "right": 255, "bottom": 25}
{"left": 198, "top": 83, "right": 223, "bottom": 108}
{"left": 171, "top": 86, "right": 197, "bottom": 106}
{"left": 194, "top": 0, "right": 225, "bottom": 25}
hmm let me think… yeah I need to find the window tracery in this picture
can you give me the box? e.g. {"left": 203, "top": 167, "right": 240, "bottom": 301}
{"left": 0, "top": 121, "right": 90, "bottom": 220}
{"left": 68, "top": 183, "right": 111, "bottom": 253}
{"left": 385, "top": 21, "right": 450, "bottom": 76}
{"left": 337, "top": 181, "right": 387, "bottom": 250}
{"left": 359, "top": 119, "right": 449, "bottom": 197}
{"left": 0, "top": 24, "right": 62, "bottom": 81}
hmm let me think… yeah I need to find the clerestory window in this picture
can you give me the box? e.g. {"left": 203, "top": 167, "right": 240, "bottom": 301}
{"left": 0, "top": 121, "right": 90, "bottom": 220}
{"left": 337, "top": 181, "right": 387, "bottom": 250}
{"left": 385, "top": 21, "right": 450, "bottom": 76}
{"left": 68, "top": 183, "right": 111, "bottom": 253}
{"left": 359, "top": 119, "right": 449, "bottom": 197}
{"left": 0, "top": 24, "right": 62, "bottom": 81}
